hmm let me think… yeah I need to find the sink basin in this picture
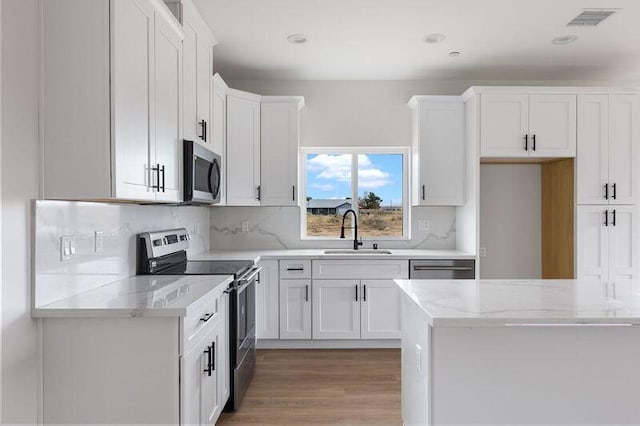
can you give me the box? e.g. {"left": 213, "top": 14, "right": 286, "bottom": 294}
{"left": 323, "top": 249, "right": 393, "bottom": 255}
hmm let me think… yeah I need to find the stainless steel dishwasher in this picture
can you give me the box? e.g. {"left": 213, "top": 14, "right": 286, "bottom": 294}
{"left": 409, "top": 259, "right": 476, "bottom": 279}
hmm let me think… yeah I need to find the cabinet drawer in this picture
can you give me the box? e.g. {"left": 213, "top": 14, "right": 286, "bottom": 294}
{"left": 279, "top": 259, "right": 311, "bottom": 279}
{"left": 183, "top": 289, "right": 222, "bottom": 350}
{"left": 312, "top": 260, "right": 409, "bottom": 279}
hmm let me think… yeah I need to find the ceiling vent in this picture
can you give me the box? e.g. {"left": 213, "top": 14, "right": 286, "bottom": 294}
{"left": 567, "top": 9, "right": 617, "bottom": 26}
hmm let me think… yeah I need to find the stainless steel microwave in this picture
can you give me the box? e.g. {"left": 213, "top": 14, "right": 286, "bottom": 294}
{"left": 183, "top": 140, "right": 221, "bottom": 205}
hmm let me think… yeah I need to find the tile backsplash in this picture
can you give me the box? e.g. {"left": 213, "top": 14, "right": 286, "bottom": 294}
{"left": 209, "top": 206, "right": 456, "bottom": 250}
{"left": 34, "top": 200, "right": 210, "bottom": 307}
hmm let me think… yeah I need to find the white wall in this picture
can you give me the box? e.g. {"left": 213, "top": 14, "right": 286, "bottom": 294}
{"left": 479, "top": 164, "right": 542, "bottom": 279}
{"left": 2, "top": 0, "right": 39, "bottom": 422}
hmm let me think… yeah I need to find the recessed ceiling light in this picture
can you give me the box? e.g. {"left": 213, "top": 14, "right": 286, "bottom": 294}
{"left": 287, "top": 34, "right": 308, "bottom": 44}
{"left": 552, "top": 35, "right": 578, "bottom": 45}
{"left": 424, "top": 33, "right": 446, "bottom": 44}
{"left": 448, "top": 51, "right": 461, "bottom": 57}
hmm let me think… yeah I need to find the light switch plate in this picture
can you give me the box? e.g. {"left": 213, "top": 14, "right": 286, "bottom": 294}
{"left": 418, "top": 219, "right": 430, "bottom": 232}
{"left": 480, "top": 247, "right": 487, "bottom": 257}
{"left": 95, "top": 231, "right": 104, "bottom": 253}
{"left": 60, "top": 236, "right": 75, "bottom": 261}
{"left": 241, "top": 221, "right": 250, "bottom": 232}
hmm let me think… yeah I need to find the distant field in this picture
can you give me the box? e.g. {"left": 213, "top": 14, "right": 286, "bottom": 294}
{"left": 306, "top": 210, "right": 403, "bottom": 237}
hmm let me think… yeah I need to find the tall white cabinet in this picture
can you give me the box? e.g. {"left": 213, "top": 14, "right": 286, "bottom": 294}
{"left": 575, "top": 93, "right": 639, "bottom": 281}
{"left": 41, "top": 0, "right": 184, "bottom": 202}
{"left": 409, "top": 96, "right": 465, "bottom": 206}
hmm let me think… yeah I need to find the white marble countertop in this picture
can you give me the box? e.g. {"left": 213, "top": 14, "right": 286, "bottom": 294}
{"left": 395, "top": 279, "right": 640, "bottom": 327}
{"left": 32, "top": 275, "right": 234, "bottom": 318}
{"left": 191, "top": 248, "right": 475, "bottom": 262}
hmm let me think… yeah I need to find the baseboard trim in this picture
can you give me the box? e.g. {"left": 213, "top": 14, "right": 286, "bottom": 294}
{"left": 256, "top": 339, "right": 400, "bottom": 349}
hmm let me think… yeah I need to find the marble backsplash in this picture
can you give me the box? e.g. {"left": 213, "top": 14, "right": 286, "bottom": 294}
{"left": 34, "top": 200, "right": 210, "bottom": 307}
{"left": 209, "top": 206, "right": 456, "bottom": 250}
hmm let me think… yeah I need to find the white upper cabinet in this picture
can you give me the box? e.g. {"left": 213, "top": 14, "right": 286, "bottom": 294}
{"left": 41, "top": 0, "right": 184, "bottom": 202}
{"left": 226, "top": 89, "right": 262, "bottom": 206}
{"left": 260, "top": 97, "right": 305, "bottom": 206}
{"left": 182, "top": 0, "right": 216, "bottom": 144}
{"left": 608, "top": 95, "right": 639, "bottom": 205}
{"left": 480, "top": 94, "right": 529, "bottom": 158}
{"left": 480, "top": 93, "right": 576, "bottom": 158}
{"left": 409, "top": 96, "right": 465, "bottom": 206}
{"left": 211, "top": 74, "right": 229, "bottom": 204}
{"left": 577, "top": 94, "right": 639, "bottom": 205}
{"left": 153, "top": 9, "right": 184, "bottom": 202}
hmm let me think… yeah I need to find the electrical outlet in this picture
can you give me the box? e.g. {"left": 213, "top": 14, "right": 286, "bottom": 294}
{"left": 95, "top": 231, "right": 104, "bottom": 253}
{"left": 241, "top": 221, "right": 250, "bottom": 232}
{"left": 418, "top": 219, "right": 430, "bottom": 232}
{"left": 193, "top": 223, "right": 200, "bottom": 235}
{"left": 480, "top": 247, "right": 487, "bottom": 257}
{"left": 60, "top": 236, "right": 76, "bottom": 261}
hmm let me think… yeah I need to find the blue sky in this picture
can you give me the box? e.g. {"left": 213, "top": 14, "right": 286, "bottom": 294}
{"left": 306, "top": 153, "right": 403, "bottom": 207}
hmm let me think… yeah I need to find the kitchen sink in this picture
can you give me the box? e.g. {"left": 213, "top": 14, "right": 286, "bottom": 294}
{"left": 323, "top": 249, "right": 393, "bottom": 255}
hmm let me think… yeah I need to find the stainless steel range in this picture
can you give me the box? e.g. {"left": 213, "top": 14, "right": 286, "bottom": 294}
{"left": 137, "top": 228, "right": 259, "bottom": 411}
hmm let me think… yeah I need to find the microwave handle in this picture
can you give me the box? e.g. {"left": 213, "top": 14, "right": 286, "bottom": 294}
{"left": 209, "top": 159, "right": 221, "bottom": 199}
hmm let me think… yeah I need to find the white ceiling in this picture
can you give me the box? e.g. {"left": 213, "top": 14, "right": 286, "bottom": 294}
{"left": 194, "top": 0, "right": 640, "bottom": 81}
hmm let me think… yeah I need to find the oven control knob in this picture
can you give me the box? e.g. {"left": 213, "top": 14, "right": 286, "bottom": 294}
{"left": 152, "top": 239, "right": 163, "bottom": 247}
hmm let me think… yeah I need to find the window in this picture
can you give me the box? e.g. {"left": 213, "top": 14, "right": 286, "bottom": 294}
{"left": 302, "top": 148, "right": 408, "bottom": 239}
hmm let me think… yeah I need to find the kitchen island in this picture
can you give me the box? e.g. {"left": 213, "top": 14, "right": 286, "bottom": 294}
{"left": 395, "top": 279, "right": 640, "bottom": 425}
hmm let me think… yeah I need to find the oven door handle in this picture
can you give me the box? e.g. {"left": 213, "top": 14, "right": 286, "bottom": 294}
{"left": 237, "top": 266, "right": 263, "bottom": 286}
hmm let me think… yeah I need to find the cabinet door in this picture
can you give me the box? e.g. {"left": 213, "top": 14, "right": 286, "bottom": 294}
{"left": 360, "top": 280, "right": 401, "bottom": 339}
{"left": 256, "top": 260, "right": 280, "bottom": 339}
{"left": 201, "top": 324, "right": 221, "bottom": 425}
{"left": 414, "top": 100, "right": 464, "bottom": 206}
{"left": 211, "top": 74, "right": 228, "bottom": 204}
{"left": 260, "top": 100, "right": 301, "bottom": 206}
{"left": 226, "top": 90, "right": 262, "bottom": 206}
{"left": 181, "top": 336, "right": 208, "bottom": 426}
{"left": 112, "top": 0, "right": 155, "bottom": 200}
{"left": 196, "top": 36, "right": 213, "bottom": 144}
{"left": 153, "top": 10, "right": 183, "bottom": 202}
{"left": 529, "top": 95, "right": 577, "bottom": 157}
{"left": 609, "top": 206, "right": 639, "bottom": 281}
{"left": 312, "top": 280, "right": 360, "bottom": 340}
{"left": 480, "top": 94, "right": 529, "bottom": 158}
{"left": 181, "top": 4, "right": 198, "bottom": 142}
{"left": 576, "top": 206, "right": 609, "bottom": 281}
{"left": 279, "top": 279, "right": 311, "bottom": 339}
{"left": 609, "top": 95, "right": 639, "bottom": 205}
{"left": 577, "top": 95, "right": 609, "bottom": 205}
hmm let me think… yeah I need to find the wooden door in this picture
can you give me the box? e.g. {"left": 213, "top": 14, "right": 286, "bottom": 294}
{"left": 360, "top": 280, "right": 401, "bottom": 339}
{"left": 608, "top": 95, "right": 639, "bottom": 205}
{"left": 576, "top": 206, "right": 609, "bottom": 281}
{"left": 279, "top": 279, "right": 311, "bottom": 339}
{"left": 576, "top": 95, "right": 609, "bottom": 204}
{"left": 312, "top": 280, "right": 360, "bottom": 340}
{"left": 528, "top": 94, "right": 577, "bottom": 158}
{"left": 480, "top": 94, "right": 529, "bottom": 158}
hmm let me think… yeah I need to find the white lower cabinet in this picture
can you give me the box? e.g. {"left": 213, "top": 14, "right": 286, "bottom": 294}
{"left": 361, "top": 279, "right": 402, "bottom": 339}
{"left": 42, "top": 286, "right": 229, "bottom": 425}
{"left": 312, "top": 280, "right": 361, "bottom": 339}
{"left": 577, "top": 205, "right": 639, "bottom": 281}
{"left": 279, "top": 279, "right": 312, "bottom": 339}
{"left": 256, "top": 260, "right": 280, "bottom": 339}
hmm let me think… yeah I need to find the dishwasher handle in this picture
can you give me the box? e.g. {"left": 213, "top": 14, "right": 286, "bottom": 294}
{"left": 412, "top": 265, "right": 474, "bottom": 271}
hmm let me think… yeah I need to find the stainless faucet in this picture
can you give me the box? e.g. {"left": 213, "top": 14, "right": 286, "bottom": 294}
{"left": 340, "top": 209, "right": 363, "bottom": 250}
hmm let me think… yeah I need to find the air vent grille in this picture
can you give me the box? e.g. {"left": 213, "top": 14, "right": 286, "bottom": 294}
{"left": 568, "top": 10, "right": 617, "bottom": 26}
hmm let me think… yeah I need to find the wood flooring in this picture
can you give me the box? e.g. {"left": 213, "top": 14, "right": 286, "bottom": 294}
{"left": 218, "top": 349, "right": 402, "bottom": 425}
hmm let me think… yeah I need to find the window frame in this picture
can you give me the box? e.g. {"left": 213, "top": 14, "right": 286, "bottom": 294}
{"left": 300, "top": 147, "right": 410, "bottom": 241}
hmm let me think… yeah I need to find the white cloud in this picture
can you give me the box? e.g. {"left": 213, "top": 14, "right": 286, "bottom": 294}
{"left": 310, "top": 183, "right": 335, "bottom": 191}
{"left": 308, "top": 154, "right": 393, "bottom": 189}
